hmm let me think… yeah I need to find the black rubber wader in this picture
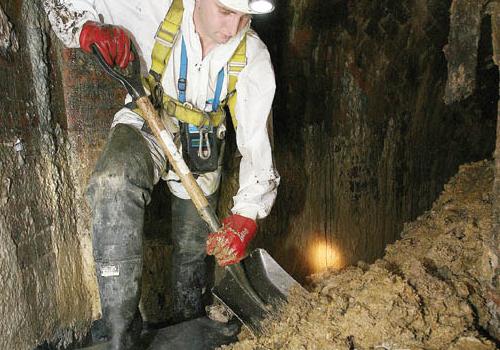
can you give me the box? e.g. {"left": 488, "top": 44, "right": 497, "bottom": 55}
{"left": 87, "top": 124, "right": 154, "bottom": 349}
{"left": 86, "top": 123, "right": 219, "bottom": 348}
{"left": 170, "top": 193, "right": 218, "bottom": 323}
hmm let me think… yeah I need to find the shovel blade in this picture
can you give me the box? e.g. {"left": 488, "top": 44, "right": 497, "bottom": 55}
{"left": 212, "top": 248, "right": 302, "bottom": 334}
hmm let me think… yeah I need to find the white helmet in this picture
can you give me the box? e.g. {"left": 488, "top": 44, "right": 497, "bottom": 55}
{"left": 218, "top": 0, "right": 275, "bottom": 14}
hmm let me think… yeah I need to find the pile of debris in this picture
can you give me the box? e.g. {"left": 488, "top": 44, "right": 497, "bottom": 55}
{"left": 223, "top": 160, "right": 498, "bottom": 350}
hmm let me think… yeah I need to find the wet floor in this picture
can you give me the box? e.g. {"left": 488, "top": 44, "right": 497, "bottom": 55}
{"left": 80, "top": 317, "right": 240, "bottom": 350}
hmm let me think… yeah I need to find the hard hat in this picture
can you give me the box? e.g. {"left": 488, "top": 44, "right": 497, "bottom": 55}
{"left": 219, "top": 0, "right": 275, "bottom": 14}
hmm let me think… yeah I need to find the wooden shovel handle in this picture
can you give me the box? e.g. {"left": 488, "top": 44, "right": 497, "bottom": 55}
{"left": 136, "top": 96, "right": 221, "bottom": 232}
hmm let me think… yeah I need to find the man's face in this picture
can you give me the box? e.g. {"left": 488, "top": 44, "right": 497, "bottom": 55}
{"left": 195, "top": 0, "right": 250, "bottom": 45}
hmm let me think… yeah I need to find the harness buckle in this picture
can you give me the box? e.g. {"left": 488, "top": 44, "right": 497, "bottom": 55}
{"left": 178, "top": 78, "right": 187, "bottom": 92}
{"left": 155, "top": 23, "right": 178, "bottom": 47}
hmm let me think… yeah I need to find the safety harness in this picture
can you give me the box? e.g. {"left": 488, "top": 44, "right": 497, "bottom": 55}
{"left": 138, "top": 0, "right": 247, "bottom": 129}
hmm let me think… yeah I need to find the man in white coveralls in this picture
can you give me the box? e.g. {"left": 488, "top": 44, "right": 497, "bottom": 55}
{"left": 44, "top": 0, "right": 279, "bottom": 348}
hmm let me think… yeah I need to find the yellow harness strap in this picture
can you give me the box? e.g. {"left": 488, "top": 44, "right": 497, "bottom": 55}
{"left": 145, "top": 0, "right": 183, "bottom": 90}
{"left": 139, "top": 0, "right": 246, "bottom": 129}
{"left": 162, "top": 95, "right": 226, "bottom": 126}
{"left": 226, "top": 38, "right": 246, "bottom": 129}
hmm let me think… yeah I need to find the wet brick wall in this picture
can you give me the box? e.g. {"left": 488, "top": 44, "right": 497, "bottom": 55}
{"left": 0, "top": 1, "right": 93, "bottom": 348}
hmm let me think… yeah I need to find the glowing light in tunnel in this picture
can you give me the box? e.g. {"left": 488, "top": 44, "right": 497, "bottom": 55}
{"left": 309, "top": 240, "right": 343, "bottom": 273}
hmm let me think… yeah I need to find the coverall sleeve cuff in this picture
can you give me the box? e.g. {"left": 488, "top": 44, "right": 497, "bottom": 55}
{"left": 232, "top": 206, "right": 259, "bottom": 221}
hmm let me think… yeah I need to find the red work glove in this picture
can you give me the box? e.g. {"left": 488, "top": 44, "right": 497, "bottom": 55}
{"left": 79, "top": 21, "right": 134, "bottom": 69}
{"left": 206, "top": 214, "right": 257, "bottom": 266}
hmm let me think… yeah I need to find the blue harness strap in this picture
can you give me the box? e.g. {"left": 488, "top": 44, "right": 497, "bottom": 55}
{"left": 178, "top": 36, "right": 225, "bottom": 112}
{"left": 211, "top": 69, "right": 224, "bottom": 111}
{"left": 178, "top": 37, "right": 188, "bottom": 103}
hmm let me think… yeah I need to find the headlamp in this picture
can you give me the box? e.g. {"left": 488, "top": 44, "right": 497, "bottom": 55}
{"left": 248, "top": 0, "right": 275, "bottom": 13}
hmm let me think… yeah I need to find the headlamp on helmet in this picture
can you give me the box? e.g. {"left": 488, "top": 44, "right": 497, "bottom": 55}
{"left": 219, "top": 0, "right": 275, "bottom": 14}
{"left": 248, "top": 0, "right": 275, "bottom": 13}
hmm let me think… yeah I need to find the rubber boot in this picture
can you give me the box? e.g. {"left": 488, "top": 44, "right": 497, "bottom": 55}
{"left": 170, "top": 193, "right": 218, "bottom": 323}
{"left": 86, "top": 124, "right": 155, "bottom": 349}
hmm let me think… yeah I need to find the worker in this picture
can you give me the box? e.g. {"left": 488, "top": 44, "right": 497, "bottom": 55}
{"left": 44, "top": 0, "right": 279, "bottom": 348}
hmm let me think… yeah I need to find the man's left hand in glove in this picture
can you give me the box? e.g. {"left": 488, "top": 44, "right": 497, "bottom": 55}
{"left": 206, "top": 214, "right": 257, "bottom": 266}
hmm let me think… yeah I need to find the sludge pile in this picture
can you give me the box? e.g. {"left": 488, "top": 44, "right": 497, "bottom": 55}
{"left": 222, "top": 160, "right": 498, "bottom": 350}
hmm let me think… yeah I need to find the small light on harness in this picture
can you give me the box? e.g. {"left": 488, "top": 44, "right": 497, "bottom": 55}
{"left": 249, "top": 0, "right": 275, "bottom": 13}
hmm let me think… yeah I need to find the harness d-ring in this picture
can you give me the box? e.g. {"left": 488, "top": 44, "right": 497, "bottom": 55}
{"left": 198, "top": 113, "right": 212, "bottom": 160}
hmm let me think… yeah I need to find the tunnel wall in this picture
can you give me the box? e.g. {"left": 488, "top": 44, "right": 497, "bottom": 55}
{"left": 0, "top": 0, "right": 133, "bottom": 347}
{"left": 490, "top": 1, "right": 500, "bottom": 341}
{"left": 0, "top": 1, "right": 93, "bottom": 349}
{"left": 238, "top": 0, "right": 498, "bottom": 280}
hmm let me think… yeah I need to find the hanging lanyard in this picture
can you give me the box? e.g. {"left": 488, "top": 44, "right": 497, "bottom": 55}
{"left": 178, "top": 37, "right": 225, "bottom": 112}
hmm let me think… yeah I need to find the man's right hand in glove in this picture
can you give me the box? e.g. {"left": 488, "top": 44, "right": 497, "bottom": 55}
{"left": 206, "top": 214, "right": 257, "bottom": 267}
{"left": 79, "top": 21, "right": 134, "bottom": 69}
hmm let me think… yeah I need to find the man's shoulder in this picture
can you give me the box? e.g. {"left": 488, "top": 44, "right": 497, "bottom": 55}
{"left": 244, "top": 29, "right": 269, "bottom": 54}
{"left": 246, "top": 29, "right": 262, "bottom": 43}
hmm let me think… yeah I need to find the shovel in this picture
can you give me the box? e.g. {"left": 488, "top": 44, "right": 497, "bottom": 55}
{"left": 92, "top": 45, "right": 302, "bottom": 334}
